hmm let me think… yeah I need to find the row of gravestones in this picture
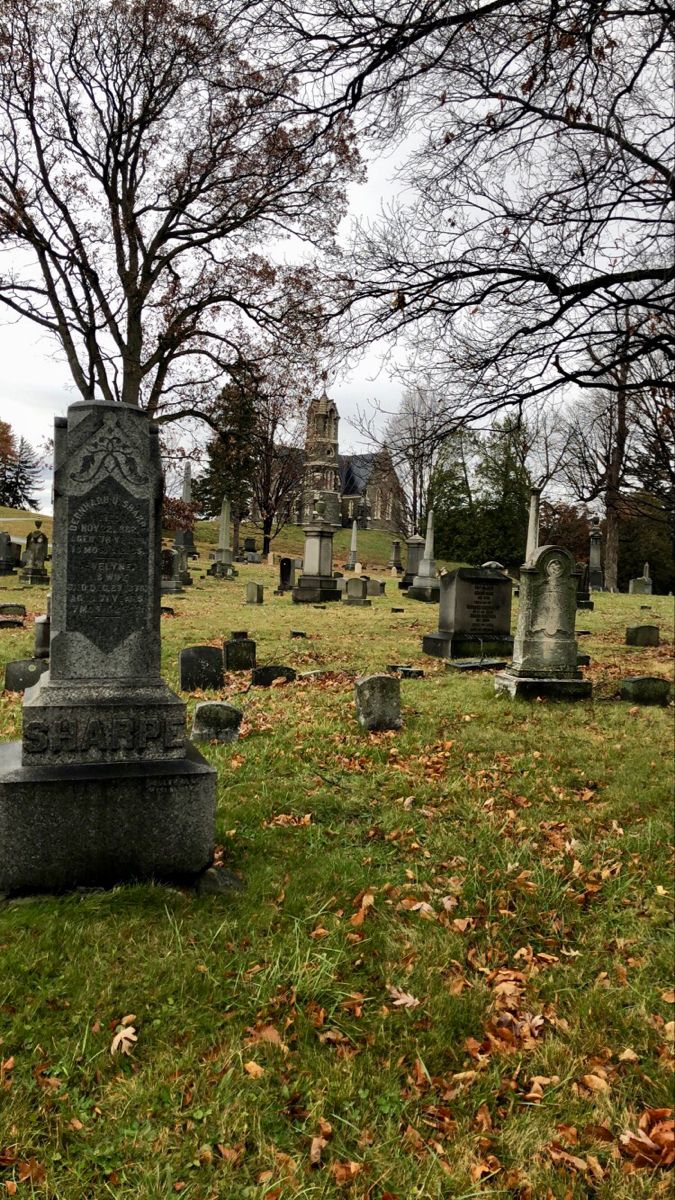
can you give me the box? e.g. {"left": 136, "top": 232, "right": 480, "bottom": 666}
{"left": 0, "top": 397, "right": 669, "bottom": 896}
{"left": 249, "top": 575, "right": 388, "bottom": 606}
{"left": 0, "top": 524, "right": 50, "bottom": 584}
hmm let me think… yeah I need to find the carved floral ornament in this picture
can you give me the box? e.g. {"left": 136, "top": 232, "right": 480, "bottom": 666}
{"left": 67, "top": 411, "right": 147, "bottom": 494}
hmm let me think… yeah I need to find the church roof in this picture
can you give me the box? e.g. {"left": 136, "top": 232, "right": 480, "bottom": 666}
{"left": 338, "top": 453, "right": 378, "bottom": 495}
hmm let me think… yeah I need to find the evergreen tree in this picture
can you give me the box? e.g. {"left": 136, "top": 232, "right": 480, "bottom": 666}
{"left": 0, "top": 433, "right": 41, "bottom": 509}
{"left": 192, "top": 367, "right": 258, "bottom": 552}
{"left": 473, "top": 419, "right": 532, "bottom": 567}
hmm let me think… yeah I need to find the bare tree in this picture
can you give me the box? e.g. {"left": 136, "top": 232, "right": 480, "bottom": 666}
{"left": 279, "top": 0, "right": 673, "bottom": 419}
{"left": 0, "top": 0, "right": 360, "bottom": 418}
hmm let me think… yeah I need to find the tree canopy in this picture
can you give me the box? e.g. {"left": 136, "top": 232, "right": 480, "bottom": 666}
{"left": 0, "top": 0, "right": 360, "bottom": 416}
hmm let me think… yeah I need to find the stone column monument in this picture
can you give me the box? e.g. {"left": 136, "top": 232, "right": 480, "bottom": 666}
{"left": 386, "top": 539, "right": 404, "bottom": 574}
{"left": 525, "top": 487, "right": 541, "bottom": 561}
{"left": 406, "top": 511, "right": 440, "bottom": 602}
{"left": 0, "top": 400, "right": 216, "bottom": 893}
{"left": 208, "top": 497, "right": 236, "bottom": 579}
{"left": 292, "top": 498, "right": 342, "bottom": 604}
{"left": 346, "top": 520, "right": 358, "bottom": 571}
{"left": 173, "top": 463, "right": 196, "bottom": 556}
{"left": 495, "top": 545, "right": 592, "bottom": 700}
{"left": 588, "top": 516, "right": 603, "bottom": 590}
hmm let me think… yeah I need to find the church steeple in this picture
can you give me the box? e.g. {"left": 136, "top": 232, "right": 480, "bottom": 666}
{"left": 301, "top": 389, "right": 341, "bottom": 525}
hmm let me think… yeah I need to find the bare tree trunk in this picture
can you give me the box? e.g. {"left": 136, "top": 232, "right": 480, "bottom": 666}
{"left": 604, "top": 357, "right": 628, "bottom": 591}
{"left": 262, "top": 514, "right": 273, "bottom": 556}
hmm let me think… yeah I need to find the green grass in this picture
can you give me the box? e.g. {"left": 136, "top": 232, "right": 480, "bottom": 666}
{"left": 0, "top": 565, "right": 673, "bottom": 1199}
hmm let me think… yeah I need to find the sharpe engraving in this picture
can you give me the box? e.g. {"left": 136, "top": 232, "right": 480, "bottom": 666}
{"left": 66, "top": 476, "right": 150, "bottom": 653}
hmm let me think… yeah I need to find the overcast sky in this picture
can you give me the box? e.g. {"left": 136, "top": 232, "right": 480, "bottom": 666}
{"left": 0, "top": 140, "right": 411, "bottom": 512}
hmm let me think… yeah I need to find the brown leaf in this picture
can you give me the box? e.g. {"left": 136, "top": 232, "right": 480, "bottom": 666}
{"left": 215, "top": 1144, "right": 242, "bottom": 1165}
{"left": 330, "top": 1160, "right": 362, "bottom": 1185}
{"left": 580, "top": 1072, "right": 610, "bottom": 1094}
{"left": 310, "top": 1136, "right": 327, "bottom": 1167}
{"left": 661, "top": 989, "right": 675, "bottom": 1003}
{"left": 243, "top": 1060, "right": 265, "bottom": 1078}
{"left": 17, "top": 1160, "right": 46, "bottom": 1185}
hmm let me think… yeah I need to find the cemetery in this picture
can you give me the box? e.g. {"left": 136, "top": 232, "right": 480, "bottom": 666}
{"left": 0, "top": 466, "right": 673, "bottom": 1198}
{"left": 0, "top": 0, "right": 672, "bottom": 1192}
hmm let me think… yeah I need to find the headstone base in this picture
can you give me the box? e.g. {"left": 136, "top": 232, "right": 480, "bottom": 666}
{"left": 208, "top": 562, "right": 236, "bottom": 579}
{"left": 577, "top": 599, "right": 594, "bottom": 610}
{"left": 422, "top": 632, "right": 514, "bottom": 659}
{"left": 494, "top": 672, "right": 592, "bottom": 701}
{"left": 0, "top": 565, "right": 16, "bottom": 576}
{"left": 20, "top": 569, "right": 49, "bottom": 585}
{"left": 406, "top": 582, "right": 440, "bottom": 602}
{"left": 445, "top": 658, "right": 508, "bottom": 673}
{"left": 291, "top": 576, "right": 341, "bottom": 604}
{"left": 345, "top": 597, "right": 371, "bottom": 608}
{"left": 161, "top": 580, "right": 184, "bottom": 595}
{"left": 0, "top": 741, "right": 215, "bottom": 894}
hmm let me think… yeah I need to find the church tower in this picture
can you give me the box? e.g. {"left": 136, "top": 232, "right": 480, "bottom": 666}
{"left": 301, "top": 390, "right": 341, "bottom": 525}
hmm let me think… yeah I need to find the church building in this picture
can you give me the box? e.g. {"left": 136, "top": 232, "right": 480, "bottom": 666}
{"left": 298, "top": 391, "right": 405, "bottom": 532}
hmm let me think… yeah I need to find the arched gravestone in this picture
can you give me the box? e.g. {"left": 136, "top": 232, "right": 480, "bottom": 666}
{"left": 0, "top": 400, "right": 216, "bottom": 893}
{"left": 495, "top": 545, "right": 592, "bottom": 700}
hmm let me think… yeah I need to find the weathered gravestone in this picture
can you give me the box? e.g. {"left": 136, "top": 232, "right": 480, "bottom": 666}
{"left": 400, "top": 533, "right": 425, "bottom": 591}
{"left": 173, "top": 463, "right": 196, "bottom": 557}
{"left": 423, "top": 567, "right": 513, "bottom": 659}
{"left": 175, "top": 543, "right": 192, "bottom": 587}
{"left": 179, "top": 645, "right": 225, "bottom": 691}
{"left": 276, "top": 557, "right": 295, "bottom": 594}
{"left": 245, "top": 581, "right": 264, "bottom": 605}
{"left": 386, "top": 539, "right": 404, "bottom": 574}
{"left": 588, "top": 516, "right": 603, "bottom": 590}
{"left": 21, "top": 520, "right": 49, "bottom": 584}
{"left": 0, "top": 532, "right": 16, "bottom": 575}
{"left": 251, "top": 664, "right": 296, "bottom": 687}
{"left": 208, "top": 496, "right": 236, "bottom": 579}
{"left": 160, "top": 546, "right": 183, "bottom": 594}
{"left": 4, "top": 658, "right": 49, "bottom": 693}
{"left": 354, "top": 674, "right": 402, "bottom": 730}
{"left": 345, "top": 577, "right": 371, "bottom": 607}
{"left": 346, "top": 520, "right": 358, "bottom": 571}
{"left": 0, "top": 400, "right": 216, "bottom": 892}
{"left": 619, "top": 676, "right": 670, "bottom": 705}
{"left": 628, "top": 563, "right": 653, "bottom": 595}
{"left": 223, "top": 636, "right": 256, "bottom": 671}
{"left": 191, "top": 702, "right": 243, "bottom": 743}
{"left": 576, "top": 562, "right": 594, "bottom": 611}
{"left": 406, "top": 511, "right": 440, "bottom": 602}
{"left": 626, "top": 625, "right": 659, "bottom": 647}
{"left": 366, "top": 578, "right": 385, "bottom": 597}
{"left": 495, "top": 546, "right": 592, "bottom": 700}
{"left": 34, "top": 594, "right": 50, "bottom": 660}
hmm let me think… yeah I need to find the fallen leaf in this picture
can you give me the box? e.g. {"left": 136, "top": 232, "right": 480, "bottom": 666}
{"left": 387, "top": 986, "right": 420, "bottom": 1009}
{"left": 330, "top": 1160, "right": 362, "bottom": 1185}
{"left": 110, "top": 1025, "right": 137, "bottom": 1055}
{"left": 580, "top": 1072, "right": 610, "bottom": 1093}
{"left": 310, "top": 1135, "right": 327, "bottom": 1167}
{"left": 243, "top": 1060, "right": 264, "bottom": 1078}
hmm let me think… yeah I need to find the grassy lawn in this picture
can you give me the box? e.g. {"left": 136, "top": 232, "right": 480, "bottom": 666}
{"left": 0, "top": 562, "right": 673, "bottom": 1199}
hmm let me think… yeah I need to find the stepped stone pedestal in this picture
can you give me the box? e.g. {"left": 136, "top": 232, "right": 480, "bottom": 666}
{"left": 0, "top": 401, "right": 216, "bottom": 894}
{"left": 292, "top": 501, "right": 341, "bottom": 604}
